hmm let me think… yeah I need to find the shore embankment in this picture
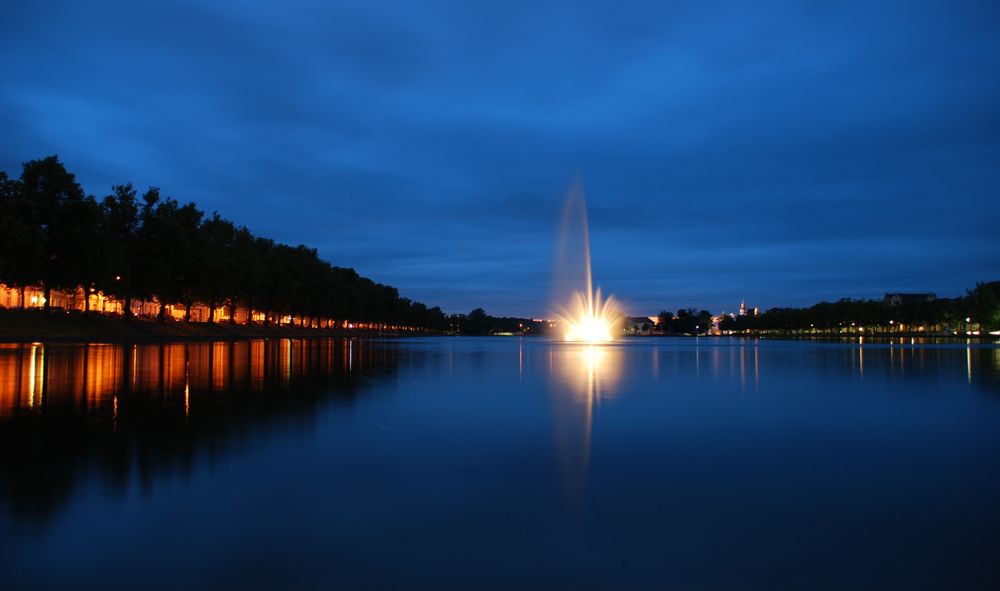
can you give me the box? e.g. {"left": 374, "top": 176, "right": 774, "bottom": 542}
{"left": 0, "top": 309, "right": 404, "bottom": 343}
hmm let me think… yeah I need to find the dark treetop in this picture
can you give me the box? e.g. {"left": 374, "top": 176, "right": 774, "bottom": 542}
{"left": 0, "top": 156, "right": 449, "bottom": 330}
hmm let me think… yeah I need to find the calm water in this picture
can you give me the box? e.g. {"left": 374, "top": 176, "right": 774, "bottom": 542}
{"left": 2, "top": 337, "right": 999, "bottom": 589}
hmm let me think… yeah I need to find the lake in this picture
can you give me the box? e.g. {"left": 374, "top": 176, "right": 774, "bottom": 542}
{"left": 2, "top": 337, "right": 999, "bottom": 589}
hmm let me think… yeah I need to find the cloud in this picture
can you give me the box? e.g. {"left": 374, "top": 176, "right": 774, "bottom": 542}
{"left": 1, "top": 0, "right": 998, "bottom": 316}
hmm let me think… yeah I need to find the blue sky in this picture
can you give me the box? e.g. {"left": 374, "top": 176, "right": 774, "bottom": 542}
{"left": 2, "top": 0, "right": 998, "bottom": 316}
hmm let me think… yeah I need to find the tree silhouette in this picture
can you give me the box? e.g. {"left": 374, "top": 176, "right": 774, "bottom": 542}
{"left": 100, "top": 183, "right": 141, "bottom": 317}
{"left": 19, "top": 156, "right": 86, "bottom": 311}
{"left": 0, "top": 172, "right": 41, "bottom": 307}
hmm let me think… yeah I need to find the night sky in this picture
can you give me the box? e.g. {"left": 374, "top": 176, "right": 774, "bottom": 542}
{"left": 2, "top": 1, "right": 998, "bottom": 317}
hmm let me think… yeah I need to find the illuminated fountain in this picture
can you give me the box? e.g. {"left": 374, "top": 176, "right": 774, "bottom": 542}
{"left": 548, "top": 180, "right": 625, "bottom": 506}
{"left": 552, "top": 180, "right": 624, "bottom": 342}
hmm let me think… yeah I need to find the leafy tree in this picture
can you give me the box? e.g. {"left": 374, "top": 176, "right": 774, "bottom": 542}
{"left": 968, "top": 281, "right": 1000, "bottom": 332}
{"left": 61, "top": 193, "right": 106, "bottom": 311}
{"left": 197, "top": 213, "right": 237, "bottom": 322}
{"left": 137, "top": 192, "right": 203, "bottom": 321}
{"left": 100, "top": 184, "right": 141, "bottom": 318}
{"left": 0, "top": 172, "right": 41, "bottom": 306}
{"left": 466, "top": 307, "right": 489, "bottom": 335}
{"left": 0, "top": 154, "right": 471, "bottom": 332}
{"left": 227, "top": 226, "right": 261, "bottom": 324}
{"left": 657, "top": 310, "right": 673, "bottom": 334}
{"left": 696, "top": 310, "right": 713, "bottom": 334}
{"left": 673, "top": 308, "right": 698, "bottom": 334}
{"left": 19, "top": 155, "right": 86, "bottom": 310}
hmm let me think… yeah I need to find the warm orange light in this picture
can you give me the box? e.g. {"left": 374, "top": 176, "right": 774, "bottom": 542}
{"left": 557, "top": 287, "right": 623, "bottom": 343}
{"left": 552, "top": 180, "right": 622, "bottom": 343}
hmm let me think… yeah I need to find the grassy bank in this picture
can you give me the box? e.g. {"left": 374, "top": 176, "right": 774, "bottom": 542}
{"left": 0, "top": 308, "right": 399, "bottom": 343}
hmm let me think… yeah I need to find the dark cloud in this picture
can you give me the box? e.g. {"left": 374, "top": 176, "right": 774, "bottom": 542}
{"left": 2, "top": 0, "right": 998, "bottom": 316}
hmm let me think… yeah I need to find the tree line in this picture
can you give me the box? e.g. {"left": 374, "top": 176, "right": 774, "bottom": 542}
{"left": 656, "top": 308, "right": 715, "bottom": 335}
{"left": 0, "top": 155, "right": 449, "bottom": 330}
{"left": 719, "top": 282, "right": 999, "bottom": 335}
{"left": 446, "top": 308, "right": 551, "bottom": 335}
{"left": 420, "top": 282, "right": 1000, "bottom": 338}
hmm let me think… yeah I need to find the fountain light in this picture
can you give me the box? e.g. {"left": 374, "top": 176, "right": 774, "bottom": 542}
{"left": 558, "top": 287, "right": 622, "bottom": 343}
{"left": 552, "top": 180, "right": 623, "bottom": 343}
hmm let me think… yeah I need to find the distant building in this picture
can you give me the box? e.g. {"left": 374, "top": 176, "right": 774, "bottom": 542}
{"left": 625, "top": 316, "right": 654, "bottom": 335}
{"left": 1, "top": 282, "right": 263, "bottom": 324}
{"left": 884, "top": 292, "right": 936, "bottom": 306}
{"left": 710, "top": 314, "right": 725, "bottom": 336}
{"left": 739, "top": 300, "right": 758, "bottom": 317}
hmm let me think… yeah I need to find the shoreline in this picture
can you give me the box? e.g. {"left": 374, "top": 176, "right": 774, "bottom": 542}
{"left": 2, "top": 309, "right": 995, "bottom": 344}
{"left": 0, "top": 308, "right": 423, "bottom": 343}
{"left": 637, "top": 333, "right": 998, "bottom": 343}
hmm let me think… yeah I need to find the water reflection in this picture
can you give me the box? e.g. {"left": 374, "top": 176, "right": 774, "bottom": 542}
{"left": 967, "top": 341, "right": 973, "bottom": 384}
{"left": 845, "top": 340, "right": 1000, "bottom": 390}
{"left": 0, "top": 339, "right": 398, "bottom": 522}
{"left": 738, "top": 341, "right": 759, "bottom": 392}
{"left": 549, "top": 343, "right": 623, "bottom": 506}
{"left": 543, "top": 339, "right": 1000, "bottom": 508}
{"left": 3, "top": 337, "right": 1000, "bottom": 588}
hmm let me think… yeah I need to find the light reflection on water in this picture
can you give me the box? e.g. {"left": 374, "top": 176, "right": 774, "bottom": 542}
{"left": 0, "top": 339, "right": 391, "bottom": 420}
{"left": 550, "top": 343, "right": 623, "bottom": 505}
{"left": 542, "top": 338, "right": 1000, "bottom": 511}
{"left": 1, "top": 337, "right": 1000, "bottom": 589}
{"left": 0, "top": 338, "right": 395, "bottom": 522}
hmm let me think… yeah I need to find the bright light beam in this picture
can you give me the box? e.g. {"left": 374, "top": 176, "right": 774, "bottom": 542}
{"left": 552, "top": 180, "right": 623, "bottom": 343}
{"left": 557, "top": 287, "right": 622, "bottom": 343}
